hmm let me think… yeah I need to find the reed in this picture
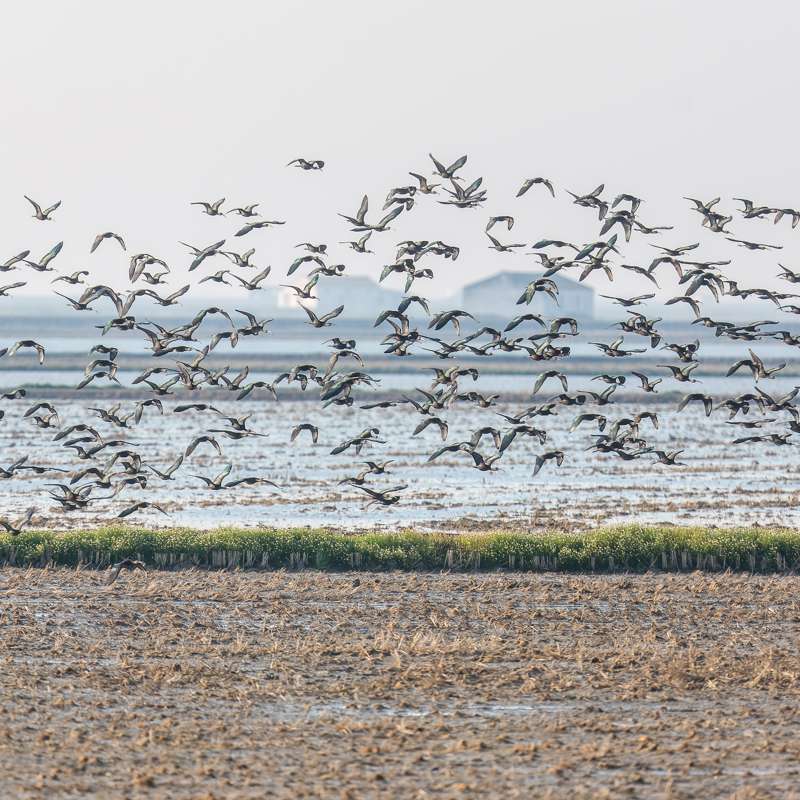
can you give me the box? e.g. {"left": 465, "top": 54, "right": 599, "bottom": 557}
{"left": 2, "top": 524, "right": 800, "bottom": 573}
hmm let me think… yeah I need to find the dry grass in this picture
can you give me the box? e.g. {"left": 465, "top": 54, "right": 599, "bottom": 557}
{"left": 1, "top": 568, "right": 800, "bottom": 798}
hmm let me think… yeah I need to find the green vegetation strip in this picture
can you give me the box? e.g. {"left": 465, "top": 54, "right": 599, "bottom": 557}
{"left": 1, "top": 525, "right": 800, "bottom": 573}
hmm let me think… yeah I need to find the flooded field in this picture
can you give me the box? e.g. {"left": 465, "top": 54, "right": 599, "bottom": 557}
{"left": 0, "top": 320, "right": 797, "bottom": 531}
{"left": 2, "top": 568, "right": 799, "bottom": 798}
{"left": 1, "top": 388, "right": 798, "bottom": 531}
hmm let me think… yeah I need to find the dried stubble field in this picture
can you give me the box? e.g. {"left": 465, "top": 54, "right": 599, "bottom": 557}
{"left": 2, "top": 568, "right": 800, "bottom": 799}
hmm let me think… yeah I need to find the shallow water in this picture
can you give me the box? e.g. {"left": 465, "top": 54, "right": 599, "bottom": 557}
{"left": 1, "top": 391, "right": 797, "bottom": 530}
{"left": 0, "top": 317, "right": 797, "bottom": 530}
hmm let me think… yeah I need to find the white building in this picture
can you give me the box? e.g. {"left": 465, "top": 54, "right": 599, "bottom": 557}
{"left": 276, "top": 275, "right": 404, "bottom": 318}
{"left": 461, "top": 270, "right": 594, "bottom": 321}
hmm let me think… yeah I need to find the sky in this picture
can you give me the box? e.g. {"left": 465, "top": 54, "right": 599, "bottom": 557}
{"left": 1, "top": 0, "right": 799, "bottom": 318}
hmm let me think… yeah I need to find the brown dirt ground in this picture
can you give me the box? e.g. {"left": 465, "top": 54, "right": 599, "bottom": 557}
{"left": 1, "top": 569, "right": 799, "bottom": 799}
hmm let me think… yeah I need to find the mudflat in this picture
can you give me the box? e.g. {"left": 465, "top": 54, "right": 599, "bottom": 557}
{"left": 1, "top": 568, "right": 799, "bottom": 799}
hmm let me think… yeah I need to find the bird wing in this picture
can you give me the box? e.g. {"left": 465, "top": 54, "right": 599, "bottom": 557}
{"left": 376, "top": 205, "right": 404, "bottom": 229}
{"left": 356, "top": 194, "right": 369, "bottom": 223}
{"left": 516, "top": 179, "right": 533, "bottom": 197}
{"left": 40, "top": 241, "right": 64, "bottom": 267}
{"left": 24, "top": 195, "right": 44, "bottom": 215}
{"left": 212, "top": 463, "right": 234, "bottom": 485}
{"left": 298, "top": 304, "right": 318, "bottom": 323}
{"left": 446, "top": 154, "right": 467, "bottom": 174}
{"left": 319, "top": 305, "right": 344, "bottom": 323}
{"left": 428, "top": 153, "right": 447, "bottom": 175}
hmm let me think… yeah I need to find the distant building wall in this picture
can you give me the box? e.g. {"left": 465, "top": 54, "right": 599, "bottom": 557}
{"left": 276, "top": 286, "right": 312, "bottom": 310}
{"left": 461, "top": 271, "right": 594, "bottom": 320}
{"left": 277, "top": 276, "right": 403, "bottom": 318}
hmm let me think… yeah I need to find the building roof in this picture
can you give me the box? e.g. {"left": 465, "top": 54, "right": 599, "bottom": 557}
{"left": 462, "top": 270, "right": 594, "bottom": 294}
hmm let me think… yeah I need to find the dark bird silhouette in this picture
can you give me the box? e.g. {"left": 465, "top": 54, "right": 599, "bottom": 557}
{"left": 300, "top": 304, "right": 344, "bottom": 328}
{"left": 106, "top": 558, "right": 147, "bottom": 585}
{"left": 235, "top": 220, "right": 286, "bottom": 237}
{"left": 185, "top": 435, "right": 222, "bottom": 457}
{"left": 429, "top": 153, "right": 467, "bottom": 181}
{"left": 230, "top": 266, "right": 272, "bottom": 291}
{"left": 726, "top": 349, "right": 786, "bottom": 381}
{"left": 725, "top": 237, "right": 782, "bottom": 251}
{"left": 354, "top": 484, "right": 407, "bottom": 508}
{"left": 24, "top": 242, "right": 63, "bottom": 272}
{"left": 533, "top": 450, "right": 565, "bottom": 476}
{"left": 24, "top": 196, "right": 60, "bottom": 220}
{"left": 409, "top": 172, "right": 439, "bottom": 194}
{"left": 657, "top": 363, "right": 700, "bottom": 383}
{"left": 677, "top": 393, "right": 713, "bottom": 416}
{"left": 146, "top": 454, "right": 184, "bottom": 480}
{"left": 288, "top": 158, "right": 324, "bottom": 170}
{"left": 517, "top": 177, "right": 555, "bottom": 198}
{"left": 191, "top": 198, "right": 225, "bottom": 216}
{"left": 291, "top": 424, "right": 319, "bottom": 444}
{"left": 117, "top": 502, "right": 169, "bottom": 519}
{"left": 0, "top": 507, "right": 35, "bottom": 536}
{"left": 90, "top": 232, "right": 126, "bottom": 253}
{"left": 1, "top": 340, "right": 46, "bottom": 364}
{"left": 182, "top": 239, "right": 226, "bottom": 271}
{"left": 229, "top": 204, "right": 259, "bottom": 217}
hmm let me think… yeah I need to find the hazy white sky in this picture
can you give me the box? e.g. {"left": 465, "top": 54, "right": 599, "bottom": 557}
{"left": 2, "top": 0, "right": 798, "bottom": 312}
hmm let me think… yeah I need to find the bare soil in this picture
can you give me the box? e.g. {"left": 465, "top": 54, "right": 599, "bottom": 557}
{"left": 1, "top": 568, "right": 800, "bottom": 799}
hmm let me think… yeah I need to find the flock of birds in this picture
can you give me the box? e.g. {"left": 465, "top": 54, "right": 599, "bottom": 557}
{"left": 0, "top": 152, "right": 799, "bottom": 532}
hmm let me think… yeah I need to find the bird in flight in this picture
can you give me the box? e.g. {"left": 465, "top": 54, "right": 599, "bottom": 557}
{"left": 191, "top": 198, "right": 226, "bottom": 216}
{"left": 288, "top": 158, "right": 324, "bottom": 170}
{"left": 24, "top": 195, "right": 61, "bottom": 220}
{"left": 517, "top": 177, "right": 555, "bottom": 198}
{"left": 90, "top": 232, "right": 126, "bottom": 253}
{"left": 428, "top": 153, "right": 467, "bottom": 181}
{"left": 6, "top": 157, "right": 800, "bottom": 525}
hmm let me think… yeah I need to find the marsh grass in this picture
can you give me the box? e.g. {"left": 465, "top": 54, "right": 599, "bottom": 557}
{"left": 2, "top": 524, "right": 800, "bottom": 572}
